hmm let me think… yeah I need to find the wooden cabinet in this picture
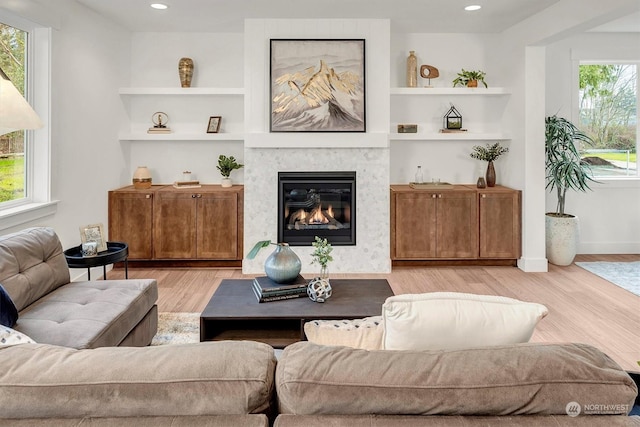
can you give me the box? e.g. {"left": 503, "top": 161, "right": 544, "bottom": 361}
{"left": 391, "top": 185, "right": 520, "bottom": 264}
{"left": 154, "top": 186, "right": 242, "bottom": 260}
{"left": 108, "top": 185, "right": 243, "bottom": 264}
{"left": 108, "top": 185, "right": 160, "bottom": 259}
{"left": 478, "top": 187, "right": 521, "bottom": 259}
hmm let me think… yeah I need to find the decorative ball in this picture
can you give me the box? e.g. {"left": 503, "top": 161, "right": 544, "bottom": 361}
{"left": 307, "top": 277, "right": 332, "bottom": 303}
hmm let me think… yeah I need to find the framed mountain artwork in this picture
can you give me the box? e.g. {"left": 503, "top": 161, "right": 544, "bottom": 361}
{"left": 270, "top": 39, "right": 366, "bottom": 132}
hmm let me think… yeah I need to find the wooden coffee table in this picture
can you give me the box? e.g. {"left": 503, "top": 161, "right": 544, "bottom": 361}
{"left": 200, "top": 278, "right": 394, "bottom": 348}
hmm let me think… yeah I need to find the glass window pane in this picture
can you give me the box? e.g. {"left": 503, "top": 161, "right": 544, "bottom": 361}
{"left": 578, "top": 64, "right": 638, "bottom": 177}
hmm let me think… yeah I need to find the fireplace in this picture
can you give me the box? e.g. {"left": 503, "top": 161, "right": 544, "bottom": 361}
{"left": 278, "top": 171, "right": 356, "bottom": 246}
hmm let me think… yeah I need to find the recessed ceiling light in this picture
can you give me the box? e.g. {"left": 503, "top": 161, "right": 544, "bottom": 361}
{"left": 150, "top": 3, "right": 169, "bottom": 10}
{"left": 465, "top": 5, "right": 482, "bottom": 11}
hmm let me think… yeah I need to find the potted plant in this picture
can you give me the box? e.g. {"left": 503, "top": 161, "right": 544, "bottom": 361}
{"left": 216, "top": 155, "right": 243, "bottom": 187}
{"left": 453, "top": 69, "right": 488, "bottom": 88}
{"left": 469, "top": 142, "right": 508, "bottom": 187}
{"left": 545, "top": 115, "right": 597, "bottom": 266}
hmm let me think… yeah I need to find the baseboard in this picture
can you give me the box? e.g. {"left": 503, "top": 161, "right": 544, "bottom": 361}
{"left": 517, "top": 257, "right": 549, "bottom": 272}
{"left": 579, "top": 241, "right": 640, "bottom": 254}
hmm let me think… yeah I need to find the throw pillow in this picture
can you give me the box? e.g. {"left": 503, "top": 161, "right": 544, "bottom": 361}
{"left": 304, "top": 316, "right": 383, "bottom": 350}
{"left": 382, "top": 292, "right": 548, "bottom": 351}
{"left": 0, "top": 284, "right": 18, "bottom": 328}
{"left": 0, "top": 326, "right": 35, "bottom": 347}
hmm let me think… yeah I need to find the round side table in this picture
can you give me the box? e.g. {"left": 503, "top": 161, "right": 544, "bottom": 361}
{"left": 64, "top": 242, "right": 128, "bottom": 280}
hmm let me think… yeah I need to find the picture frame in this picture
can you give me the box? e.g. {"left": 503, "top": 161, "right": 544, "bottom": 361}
{"left": 79, "top": 223, "right": 107, "bottom": 253}
{"left": 270, "top": 39, "right": 366, "bottom": 133}
{"left": 206, "top": 116, "right": 221, "bottom": 133}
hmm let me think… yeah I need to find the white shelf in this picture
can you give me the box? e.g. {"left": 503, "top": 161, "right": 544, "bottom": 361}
{"left": 119, "top": 87, "right": 245, "bottom": 96}
{"left": 119, "top": 132, "right": 245, "bottom": 141}
{"left": 390, "top": 132, "right": 510, "bottom": 141}
{"left": 390, "top": 87, "right": 511, "bottom": 96}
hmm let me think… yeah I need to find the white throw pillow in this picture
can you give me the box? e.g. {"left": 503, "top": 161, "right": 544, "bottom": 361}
{"left": 304, "top": 316, "right": 383, "bottom": 350}
{"left": 382, "top": 292, "right": 548, "bottom": 351}
{"left": 0, "top": 326, "right": 35, "bottom": 347}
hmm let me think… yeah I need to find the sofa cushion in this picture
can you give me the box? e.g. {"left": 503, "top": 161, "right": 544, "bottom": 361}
{"left": 0, "top": 341, "right": 276, "bottom": 419}
{"left": 0, "top": 326, "right": 35, "bottom": 347}
{"left": 15, "top": 279, "right": 157, "bottom": 349}
{"left": 0, "top": 284, "right": 18, "bottom": 327}
{"left": 0, "top": 227, "right": 70, "bottom": 311}
{"left": 382, "top": 292, "right": 548, "bottom": 350}
{"left": 276, "top": 341, "right": 637, "bottom": 416}
{"left": 303, "top": 316, "right": 383, "bottom": 350}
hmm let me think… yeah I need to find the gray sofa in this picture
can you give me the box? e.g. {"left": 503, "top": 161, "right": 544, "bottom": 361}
{"left": 0, "top": 227, "right": 157, "bottom": 348}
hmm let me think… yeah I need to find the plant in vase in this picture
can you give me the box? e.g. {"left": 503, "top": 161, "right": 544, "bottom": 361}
{"left": 452, "top": 69, "right": 488, "bottom": 88}
{"left": 308, "top": 236, "right": 333, "bottom": 303}
{"left": 469, "top": 142, "right": 509, "bottom": 187}
{"left": 216, "top": 155, "right": 243, "bottom": 188}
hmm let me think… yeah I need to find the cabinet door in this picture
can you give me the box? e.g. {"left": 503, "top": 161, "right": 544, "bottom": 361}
{"left": 197, "top": 192, "right": 239, "bottom": 259}
{"left": 479, "top": 191, "right": 521, "bottom": 259}
{"left": 108, "top": 191, "right": 154, "bottom": 259}
{"left": 392, "top": 192, "right": 437, "bottom": 259}
{"left": 437, "top": 191, "right": 478, "bottom": 259}
{"left": 154, "top": 192, "right": 197, "bottom": 259}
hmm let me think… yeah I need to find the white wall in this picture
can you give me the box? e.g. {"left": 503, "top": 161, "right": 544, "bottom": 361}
{"left": 546, "top": 32, "right": 640, "bottom": 254}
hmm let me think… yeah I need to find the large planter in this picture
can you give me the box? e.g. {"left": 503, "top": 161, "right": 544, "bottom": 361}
{"left": 545, "top": 213, "right": 579, "bottom": 266}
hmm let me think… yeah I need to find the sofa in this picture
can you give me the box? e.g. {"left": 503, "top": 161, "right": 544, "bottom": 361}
{"left": 0, "top": 227, "right": 157, "bottom": 348}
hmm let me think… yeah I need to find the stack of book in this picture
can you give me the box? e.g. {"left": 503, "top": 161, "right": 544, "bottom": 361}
{"left": 173, "top": 180, "right": 202, "bottom": 189}
{"left": 252, "top": 275, "right": 309, "bottom": 303}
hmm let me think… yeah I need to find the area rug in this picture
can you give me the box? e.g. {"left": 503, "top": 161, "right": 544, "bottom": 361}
{"left": 575, "top": 261, "right": 640, "bottom": 297}
{"left": 151, "top": 312, "right": 200, "bottom": 346}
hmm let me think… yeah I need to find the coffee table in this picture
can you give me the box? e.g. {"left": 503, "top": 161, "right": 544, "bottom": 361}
{"left": 200, "top": 278, "right": 394, "bottom": 348}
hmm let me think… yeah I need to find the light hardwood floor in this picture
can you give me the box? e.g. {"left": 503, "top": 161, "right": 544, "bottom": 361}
{"left": 107, "top": 254, "right": 640, "bottom": 371}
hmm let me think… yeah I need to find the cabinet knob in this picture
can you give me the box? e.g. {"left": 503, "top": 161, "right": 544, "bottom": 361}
{"left": 482, "top": 194, "right": 487, "bottom": 198}
{"left": 432, "top": 194, "right": 437, "bottom": 198}
{"left": 438, "top": 194, "right": 442, "bottom": 198}
{"left": 145, "top": 194, "right": 151, "bottom": 199}
{"left": 196, "top": 194, "right": 202, "bottom": 198}
{"left": 191, "top": 194, "right": 196, "bottom": 198}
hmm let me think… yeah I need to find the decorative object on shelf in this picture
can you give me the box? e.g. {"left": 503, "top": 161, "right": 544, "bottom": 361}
{"left": 216, "top": 154, "right": 243, "bottom": 187}
{"left": 81, "top": 242, "right": 98, "bottom": 257}
{"left": 182, "top": 170, "right": 192, "bottom": 181}
{"left": 270, "top": 39, "right": 365, "bottom": 132}
{"left": 469, "top": 142, "right": 509, "bottom": 187}
{"left": 206, "top": 116, "right": 221, "bottom": 133}
{"left": 147, "top": 112, "right": 171, "bottom": 134}
{"left": 247, "top": 240, "right": 302, "bottom": 284}
{"left": 397, "top": 124, "right": 417, "bottom": 133}
{"left": 132, "top": 166, "right": 152, "bottom": 189}
{"left": 420, "top": 64, "right": 440, "bottom": 87}
{"left": 545, "top": 115, "right": 597, "bottom": 266}
{"left": 173, "top": 180, "right": 201, "bottom": 189}
{"left": 443, "top": 103, "right": 463, "bottom": 130}
{"left": 476, "top": 174, "right": 487, "bottom": 189}
{"left": 452, "top": 69, "right": 488, "bottom": 88}
{"left": 406, "top": 50, "right": 417, "bottom": 87}
{"left": 79, "top": 223, "right": 107, "bottom": 253}
{"left": 414, "top": 165, "right": 424, "bottom": 184}
{"left": 308, "top": 236, "right": 333, "bottom": 303}
{"left": 178, "top": 57, "right": 194, "bottom": 88}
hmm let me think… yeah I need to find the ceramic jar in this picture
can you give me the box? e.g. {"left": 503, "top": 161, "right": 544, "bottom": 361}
{"left": 264, "top": 243, "right": 301, "bottom": 284}
{"left": 132, "top": 166, "right": 152, "bottom": 189}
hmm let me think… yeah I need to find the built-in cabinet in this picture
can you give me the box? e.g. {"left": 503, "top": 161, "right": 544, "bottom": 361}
{"left": 390, "top": 185, "right": 521, "bottom": 265}
{"left": 108, "top": 185, "right": 243, "bottom": 265}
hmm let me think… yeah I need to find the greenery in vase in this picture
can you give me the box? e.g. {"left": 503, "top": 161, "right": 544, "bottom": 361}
{"left": 470, "top": 142, "right": 509, "bottom": 162}
{"left": 452, "top": 69, "right": 488, "bottom": 88}
{"left": 216, "top": 155, "right": 243, "bottom": 178}
{"left": 545, "top": 115, "right": 598, "bottom": 217}
{"left": 311, "top": 236, "right": 333, "bottom": 268}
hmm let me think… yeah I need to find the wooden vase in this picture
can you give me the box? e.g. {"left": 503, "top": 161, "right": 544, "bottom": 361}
{"left": 486, "top": 161, "right": 496, "bottom": 187}
{"left": 178, "top": 57, "right": 194, "bottom": 88}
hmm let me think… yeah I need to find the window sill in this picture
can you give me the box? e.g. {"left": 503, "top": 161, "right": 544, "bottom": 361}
{"left": 0, "top": 201, "right": 59, "bottom": 232}
{"left": 591, "top": 177, "right": 640, "bottom": 189}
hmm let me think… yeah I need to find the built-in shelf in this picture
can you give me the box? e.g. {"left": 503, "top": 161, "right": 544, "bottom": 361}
{"left": 390, "top": 132, "right": 510, "bottom": 141}
{"left": 390, "top": 87, "right": 511, "bottom": 96}
{"left": 118, "top": 87, "right": 245, "bottom": 96}
{"left": 119, "top": 133, "right": 245, "bottom": 141}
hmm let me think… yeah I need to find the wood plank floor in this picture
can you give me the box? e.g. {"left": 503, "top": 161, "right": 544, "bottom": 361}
{"left": 107, "top": 254, "right": 640, "bottom": 371}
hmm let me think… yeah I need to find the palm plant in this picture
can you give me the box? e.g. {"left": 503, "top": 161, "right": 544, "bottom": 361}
{"left": 545, "top": 115, "right": 597, "bottom": 216}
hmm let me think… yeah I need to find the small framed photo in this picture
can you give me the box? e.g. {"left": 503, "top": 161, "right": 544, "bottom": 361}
{"left": 206, "top": 116, "right": 221, "bottom": 133}
{"left": 79, "top": 223, "right": 107, "bottom": 253}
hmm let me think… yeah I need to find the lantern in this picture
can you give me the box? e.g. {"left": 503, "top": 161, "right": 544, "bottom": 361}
{"left": 443, "top": 104, "right": 462, "bottom": 130}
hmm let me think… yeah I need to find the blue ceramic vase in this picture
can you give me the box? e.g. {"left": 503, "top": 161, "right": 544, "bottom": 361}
{"left": 264, "top": 243, "right": 301, "bottom": 283}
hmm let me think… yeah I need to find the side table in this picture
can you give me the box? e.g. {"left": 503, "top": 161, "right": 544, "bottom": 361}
{"left": 64, "top": 242, "right": 129, "bottom": 280}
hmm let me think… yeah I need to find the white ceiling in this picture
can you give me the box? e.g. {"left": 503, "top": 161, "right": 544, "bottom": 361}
{"left": 75, "top": 0, "right": 570, "bottom": 33}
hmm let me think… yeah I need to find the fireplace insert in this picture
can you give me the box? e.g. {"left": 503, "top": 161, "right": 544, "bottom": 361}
{"left": 278, "top": 171, "right": 355, "bottom": 246}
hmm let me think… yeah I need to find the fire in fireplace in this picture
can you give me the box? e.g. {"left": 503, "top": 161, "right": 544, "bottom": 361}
{"left": 278, "top": 171, "right": 356, "bottom": 246}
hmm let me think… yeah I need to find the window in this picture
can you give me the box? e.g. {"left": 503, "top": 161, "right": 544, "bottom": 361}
{"left": 578, "top": 63, "right": 638, "bottom": 178}
{"left": 0, "top": 22, "right": 28, "bottom": 205}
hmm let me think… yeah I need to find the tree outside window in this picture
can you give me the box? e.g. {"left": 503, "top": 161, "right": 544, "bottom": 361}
{"left": 578, "top": 63, "right": 638, "bottom": 177}
{"left": 0, "top": 23, "right": 27, "bottom": 203}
